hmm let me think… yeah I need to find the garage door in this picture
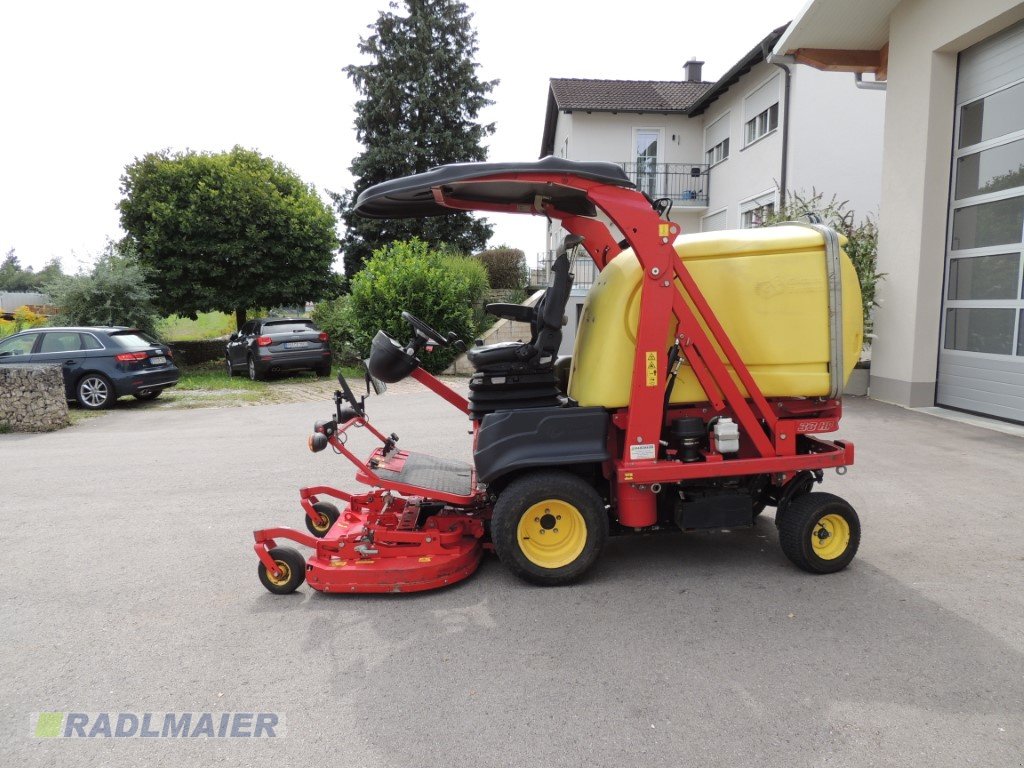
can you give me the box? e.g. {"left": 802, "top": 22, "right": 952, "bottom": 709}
{"left": 938, "top": 20, "right": 1024, "bottom": 423}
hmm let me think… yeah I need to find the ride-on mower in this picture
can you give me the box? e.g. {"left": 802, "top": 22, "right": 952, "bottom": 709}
{"left": 253, "top": 157, "right": 862, "bottom": 595}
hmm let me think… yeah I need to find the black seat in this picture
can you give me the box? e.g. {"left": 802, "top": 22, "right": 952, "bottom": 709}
{"left": 467, "top": 235, "right": 579, "bottom": 374}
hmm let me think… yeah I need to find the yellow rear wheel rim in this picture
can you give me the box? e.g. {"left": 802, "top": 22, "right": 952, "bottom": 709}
{"left": 266, "top": 559, "right": 292, "bottom": 586}
{"left": 812, "top": 513, "right": 851, "bottom": 560}
{"left": 312, "top": 514, "right": 330, "bottom": 533}
{"left": 516, "top": 499, "right": 587, "bottom": 569}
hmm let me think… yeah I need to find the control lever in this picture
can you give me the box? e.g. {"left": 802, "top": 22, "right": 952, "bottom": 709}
{"left": 447, "top": 331, "right": 467, "bottom": 351}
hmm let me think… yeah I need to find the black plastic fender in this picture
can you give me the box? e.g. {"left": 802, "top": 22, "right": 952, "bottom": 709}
{"left": 474, "top": 406, "right": 609, "bottom": 485}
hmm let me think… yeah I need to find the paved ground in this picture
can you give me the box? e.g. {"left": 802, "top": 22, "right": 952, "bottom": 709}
{"left": 2, "top": 391, "right": 1022, "bottom": 767}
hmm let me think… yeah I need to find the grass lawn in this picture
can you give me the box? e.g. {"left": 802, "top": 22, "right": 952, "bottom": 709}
{"left": 155, "top": 312, "right": 236, "bottom": 341}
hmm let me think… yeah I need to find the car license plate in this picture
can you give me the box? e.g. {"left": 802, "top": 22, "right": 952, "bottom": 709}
{"left": 284, "top": 342, "right": 308, "bottom": 349}
{"left": 150, "top": 355, "right": 167, "bottom": 365}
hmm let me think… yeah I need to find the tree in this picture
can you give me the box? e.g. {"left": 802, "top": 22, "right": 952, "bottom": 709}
{"left": 45, "top": 242, "right": 160, "bottom": 335}
{"left": 0, "top": 250, "right": 62, "bottom": 292}
{"left": 336, "top": 0, "right": 497, "bottom": 279}
{"left": 119, "top": 146, "right": 338, "bottom": 329}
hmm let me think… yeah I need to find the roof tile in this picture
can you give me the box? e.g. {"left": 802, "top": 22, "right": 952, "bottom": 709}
{"left": 549, "top": 78, "right": 714, "bottom": 112}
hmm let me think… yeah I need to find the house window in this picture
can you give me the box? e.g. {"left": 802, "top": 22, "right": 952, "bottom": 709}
{"left": 704, "top": 113, "right": 730, "bottom": 167}
{"left": 705, "top": 138, "right": 730, "bottom": 166}
{"left": 740, "top": 192, "right": 777, "bottom": 228}
{"left": 744, "top": 103, "right": 778, "bottom": 145}
{"left": 634, "top": 129, "right": 661, "bottom": 197}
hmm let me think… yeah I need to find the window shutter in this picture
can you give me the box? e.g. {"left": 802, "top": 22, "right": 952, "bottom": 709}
{"left": 744, "top": 75, "right": 780, "bottom": 121}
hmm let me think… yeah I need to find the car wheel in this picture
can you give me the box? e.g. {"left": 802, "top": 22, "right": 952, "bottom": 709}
{"left": 248, "top": 355, "right": 263, "bottom": 381}
{"left": 225, "top": 357, "right": 235, "bottom": 378}
{"left": 134, "top": 388, "right": 162, "bottom": 401}
{"left": 77, "top": 373, "right": 115, "bottom": 410}
{"left": 315, "top": 363, "right": 332, "bottom": 377}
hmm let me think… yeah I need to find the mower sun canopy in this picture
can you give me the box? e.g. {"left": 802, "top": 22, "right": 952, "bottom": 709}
{"left": 353, "top": 157, "right": 635, "bottom": 219}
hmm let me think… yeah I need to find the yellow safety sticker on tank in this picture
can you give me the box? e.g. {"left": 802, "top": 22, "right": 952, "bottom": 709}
{"left": 418, "top": 557, "right": 433, "bottom": 563}
{"left": 645, "top": 351, "right": 658, "bottom": 386}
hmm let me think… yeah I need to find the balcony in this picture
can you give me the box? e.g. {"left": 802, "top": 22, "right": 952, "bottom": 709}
{"left": 618, "top": 161, "right": 709, "bottom": 207}
{"left": 531, "top": 251, "right": 599, "bottom": 290}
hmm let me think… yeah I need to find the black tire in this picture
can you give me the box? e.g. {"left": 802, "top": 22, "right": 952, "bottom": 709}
{"left": 304, "top": 502, "right": 340, "bottom": 538}
{"left": 134, "top": 388, "right": 162, "bottom": 401}
{"left": 257, "top": 547, "right": 306, "bottom": 594}
{"left": 247, "top": 355, "right": 263, "bottom": 381}
{"left": 225, "top": 357, "right": 235, "bottom": 378}
{"left": 778, "top": 492, "right": 860, "bottom": 574}
{"left": 76, "top": 373, "right": 115, "bottom": 410}
{"left": 491, "top": 471, "right": 608, "bottom": 586}
{"left": 314, "top": 363, "right": 332, "bottom": 377}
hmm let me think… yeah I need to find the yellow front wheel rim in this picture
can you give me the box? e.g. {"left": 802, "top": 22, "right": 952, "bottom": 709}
{"left": 516, "top": 499, "right": 587, "bottom": 569}
{"left": 812, "top": 513, "right": 851, "bottom": 560}
{"left": 312, "top": 514, "right": 330, "bottom": 533}
{"left": 266, "top": 559, "right": 292, "bottom": 586}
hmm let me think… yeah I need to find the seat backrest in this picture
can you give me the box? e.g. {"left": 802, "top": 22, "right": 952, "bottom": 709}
{"left": 531, "top": 249, "right": 574, "bottom": 358}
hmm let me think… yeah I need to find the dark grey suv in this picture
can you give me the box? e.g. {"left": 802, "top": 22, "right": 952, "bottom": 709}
{"left": 225, "top": 317, "right": 332, "bottom": 381}
{"left": 0, "top": 326, "right": 180, "bottom": 409}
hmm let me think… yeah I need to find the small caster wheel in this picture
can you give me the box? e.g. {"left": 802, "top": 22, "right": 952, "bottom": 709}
{"left": 304, "top": 502, "right": 340, "bottom": 538}
{"left": 258, "top": 547, "right": 306, "bottom": 594}
{"left": 778, "top": 492, "right": 860, "bottom": 574}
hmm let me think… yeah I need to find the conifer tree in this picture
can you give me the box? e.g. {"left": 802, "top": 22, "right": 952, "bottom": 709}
{"left": 336, "top": 0, "right": 497, "bottom": 278}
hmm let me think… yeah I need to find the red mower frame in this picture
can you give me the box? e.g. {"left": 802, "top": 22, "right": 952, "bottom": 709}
{"left": 253, "top": 164, "right": 856, "bottom": 594}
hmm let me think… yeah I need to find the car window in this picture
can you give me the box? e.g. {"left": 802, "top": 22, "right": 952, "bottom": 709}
{"left": 241, "top": 322, "right": 256, "bottom": 336}
{"left": 108, "top": 332, "right": 158, "bottom": 349}
{"left": 39, "top": 331, "right": 84, "bottom": 353}
{"left": 262, "top": 321, "right": 315, "bottom": 334}
{"left": 0, "top": 333, "right": 37, "bottom": 356}
{"left": 80, "top": 333, "right": 104, "bottom": 350}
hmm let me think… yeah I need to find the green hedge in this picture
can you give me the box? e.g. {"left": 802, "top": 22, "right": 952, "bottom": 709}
{"left": 474, "top": 246, "right": 527, "bottom": 289}
{"left": 347, "top": 239, "right": 490, "bottom": 373}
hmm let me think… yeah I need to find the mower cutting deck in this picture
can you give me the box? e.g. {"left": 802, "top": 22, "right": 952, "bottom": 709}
{"left": 252, "top": 157, "right": 863, "bottom": 595}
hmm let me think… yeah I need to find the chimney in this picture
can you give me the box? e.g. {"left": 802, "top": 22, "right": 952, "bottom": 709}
{"left": 684, "top": 58, "right": 704, "bottom": 83}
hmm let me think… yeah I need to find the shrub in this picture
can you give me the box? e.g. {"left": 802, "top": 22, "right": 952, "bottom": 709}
{"left": 764, "top": 191, "right": 884, "bottom": 336}
{"left": 348, "top": 238, "right": 490, "bottom": 373}
{"left": 0, "top": 306, "right": 48, "bottom": 338}
{"left": 45, "top": 242, "right": 160, "bottom": 335}
{"left": 310, "top": 294, "right": 362, "bottom": 365}
{"left": 474, "top": 246, "right": 527, "bottom": 289}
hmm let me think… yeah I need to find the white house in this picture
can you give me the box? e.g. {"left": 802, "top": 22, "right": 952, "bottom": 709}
{"left": 775, "top": 0, "right": 1024, "bottom": 424}
{"left": 537, "top": 23, "right": 885, "bottom": 355}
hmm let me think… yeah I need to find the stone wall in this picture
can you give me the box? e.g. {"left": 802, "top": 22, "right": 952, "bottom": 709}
{"left": 0, "top": 364, "right": 69, "bottom": 432}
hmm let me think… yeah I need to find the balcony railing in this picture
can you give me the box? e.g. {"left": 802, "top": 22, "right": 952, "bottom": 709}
{"left": 531, "top": 251, "right": 599, "bottom": 290}
{"left": 619, "top": 161, "right": 709, "bottom": 206}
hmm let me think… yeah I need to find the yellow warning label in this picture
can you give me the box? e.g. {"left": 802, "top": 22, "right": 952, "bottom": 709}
{"left": 356, "top": 559, "right": 374, "bottom": 565}
{"left": 418, "top": 557, "right": 433, "bottom": 563}
{"left": 645, "top": 351, "right": 658, "bottom": 387}
{"left": 329, "top": 560, "right": 348, "bottom": 568}
{"left": 624, "top": 472, "right": 634, "bottom": 481}
{"left": 658, "top": 223, "right": 670, "bottom": 237}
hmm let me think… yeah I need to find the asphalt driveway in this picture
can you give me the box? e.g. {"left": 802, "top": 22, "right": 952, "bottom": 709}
{"left": 1, "top": 391, "right": 1021, "bottom": 767}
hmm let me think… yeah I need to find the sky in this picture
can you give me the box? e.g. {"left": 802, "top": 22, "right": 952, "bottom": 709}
{"left": 0, "top": 0, "right": 808, "bottom": 275}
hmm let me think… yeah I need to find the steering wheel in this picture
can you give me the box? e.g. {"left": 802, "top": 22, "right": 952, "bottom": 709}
{"left": 401, "top": 311, "right": 448, "bottom": 346}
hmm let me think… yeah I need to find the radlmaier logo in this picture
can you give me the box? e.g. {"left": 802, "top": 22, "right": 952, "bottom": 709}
{"left": 32, "top": 712, "right": 284, "bottom": 738}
